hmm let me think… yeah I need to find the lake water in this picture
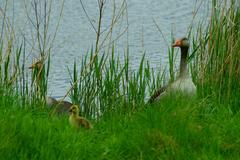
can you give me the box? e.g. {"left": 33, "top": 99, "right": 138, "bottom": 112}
{"left": 1, "top": 0, "right": 211, "bottom": 98}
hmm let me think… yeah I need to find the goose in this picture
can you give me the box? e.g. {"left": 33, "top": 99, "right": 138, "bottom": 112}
{"left": 29, "top": 61, "right": 73, "bottom": 115}
{"left": 69, "top": 105, "right": 92, "bottom": 129}
{"left": 148, "top": 38, "right": 196, "bottom": 103}
{"left": 46, "top": 96, "right": 73, "bottom": 115}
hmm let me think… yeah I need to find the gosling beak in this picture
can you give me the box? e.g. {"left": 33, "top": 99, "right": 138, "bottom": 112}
{"left": 172, "top": 39, "right": 182, "bottom": 47}
{"left": 69, "top": 108, "right": 72, "bottom": 113}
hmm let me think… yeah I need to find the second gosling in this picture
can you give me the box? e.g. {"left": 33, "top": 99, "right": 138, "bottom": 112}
{"left": 69, "top": 105, "right": 92, "bottom": 129}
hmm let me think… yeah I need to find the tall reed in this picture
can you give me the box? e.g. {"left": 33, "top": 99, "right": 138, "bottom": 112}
{"left": 0, "top": 0, "right": 64, "bottom": 108}
{"left": 69, "top": 47, "right": 166, "bottom": 119}
{"left": 192, "top": 0, "right": 240, "bottom": 111}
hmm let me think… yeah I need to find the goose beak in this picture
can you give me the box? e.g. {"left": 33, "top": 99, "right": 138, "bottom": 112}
{"left": 29, "top": 64, "right": 35, "bottom": 69}
{"left": 172, "top": 39, "right": 182, "bottom": 47}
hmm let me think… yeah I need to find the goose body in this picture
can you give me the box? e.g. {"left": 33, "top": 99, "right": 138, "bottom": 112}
{"left": 46, "top": 96, "right": 72, "bottom": 115}
{"left": 148, "top": 38, "right": 196, "bottom": 103}
{"left": 169, "top": 75, "right": 196, "bottom": 95}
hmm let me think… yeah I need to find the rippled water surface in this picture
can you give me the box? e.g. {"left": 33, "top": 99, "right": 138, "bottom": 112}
{"left": 1, "top": 0, "right": 211, "bottom": 98}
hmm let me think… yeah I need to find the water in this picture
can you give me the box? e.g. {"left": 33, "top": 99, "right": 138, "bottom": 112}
{"left": 0, "top": 0, "right": 210, "bottom": 98}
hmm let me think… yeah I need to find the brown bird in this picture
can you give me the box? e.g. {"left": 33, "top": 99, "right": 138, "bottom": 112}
{"left": 148, "top": 38, "right": 196, "bottom": 103}
{"left": 46, "top": 96, "right": 72, "bottom": 115}
{"left": 69, "top": 105, "right": 92, "bottom": 129}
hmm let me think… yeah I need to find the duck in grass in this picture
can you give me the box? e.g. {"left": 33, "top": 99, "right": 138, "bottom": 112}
{"left": 148, "top": 38, "right": 196, "bottom": 103}
{"left": 69, "top": 105, "right": 92, "bottom": 129}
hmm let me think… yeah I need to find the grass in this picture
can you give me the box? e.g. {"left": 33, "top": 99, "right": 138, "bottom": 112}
{"left": 69, "top": 49, "right": 161, "bottom": 119}
{"left": 0, "top": 0, "right": 240, "bottom": 159}
{"left": 0, "top": 95, "right": 240, "bottom": 159}
{"left": 192, "top": 0, "right": 240, "bottom": 111}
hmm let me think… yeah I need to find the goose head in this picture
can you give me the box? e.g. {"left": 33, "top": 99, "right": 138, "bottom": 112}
{"left": 172, "top": 37, "right": 189, "bottom": 48}
{"left": 29, "top": 60, "right": 43, "bottom": 69}
{"left": 172, "top": 37, "right": 190, "bottom": 77}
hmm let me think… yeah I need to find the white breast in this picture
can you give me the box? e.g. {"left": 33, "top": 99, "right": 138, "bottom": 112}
{"left": 169, "top": 76, "right": 196, "bottom": 95}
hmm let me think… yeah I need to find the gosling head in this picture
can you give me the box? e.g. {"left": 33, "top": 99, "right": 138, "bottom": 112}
{"left": 69, "top": 105, "right": 79, "bottom": 115}
{"left": 172, "top": 37, "right": 189, "bottom": 48}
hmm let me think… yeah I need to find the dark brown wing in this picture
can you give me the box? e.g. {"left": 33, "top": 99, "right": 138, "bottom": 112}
{"left": 147, "top": 86, "right": 167, "bottom": 104}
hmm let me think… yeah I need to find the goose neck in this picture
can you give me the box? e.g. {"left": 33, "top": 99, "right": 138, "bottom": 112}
{"left": 179, "top": 47, "right": 189, "bottom": 77}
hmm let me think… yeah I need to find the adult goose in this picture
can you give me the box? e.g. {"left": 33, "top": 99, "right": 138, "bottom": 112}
{"left": 148, "top": 38, "right": 196, "bottom": 103}
{"left": 29, "top": 61, "right": 73, "bottom": 115}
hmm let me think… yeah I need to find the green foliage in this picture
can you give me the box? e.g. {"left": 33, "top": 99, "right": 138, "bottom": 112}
{"left": 69, "top": 48, "right": 164, "bottom": 119}
{"left": 192, "top": 0, "right": 240, "bottom": 111}
{"left": 0, "top": 96, "right": 239, "bottom": 159}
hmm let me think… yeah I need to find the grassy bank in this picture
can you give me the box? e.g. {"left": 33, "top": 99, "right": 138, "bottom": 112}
{"left": 0, "top": 95, "right": 240, "bottom": 159}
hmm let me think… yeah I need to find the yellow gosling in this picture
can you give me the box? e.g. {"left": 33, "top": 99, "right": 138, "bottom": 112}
{"left": 69, "top": 105, "right": 92, "bottom": 129}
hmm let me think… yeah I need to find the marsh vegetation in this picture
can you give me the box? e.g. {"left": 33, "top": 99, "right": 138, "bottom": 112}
{"left": 0, "top": 0, "right": 239, "bottom": 159}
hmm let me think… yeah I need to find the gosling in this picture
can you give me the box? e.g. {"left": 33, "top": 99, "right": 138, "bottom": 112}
{"left": 69, "top": 105, "right": 92, "bottom": 129}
